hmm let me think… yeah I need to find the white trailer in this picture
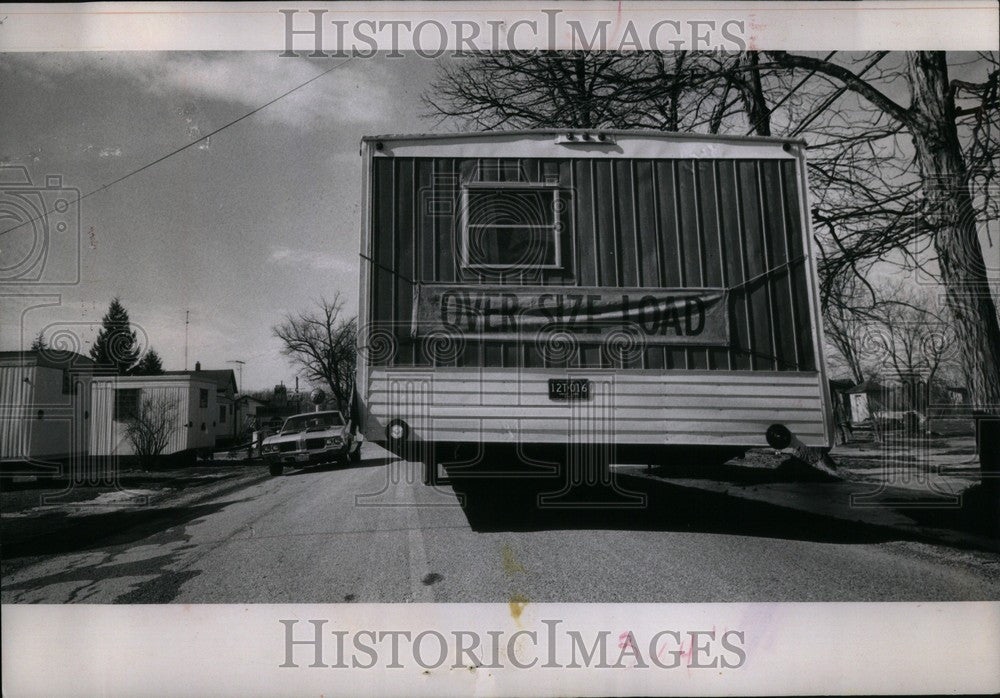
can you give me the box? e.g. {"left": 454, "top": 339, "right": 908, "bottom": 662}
{"left": 355, "top": 130, "right": 834, "bottom": 484}
{"left": 89, "top": 375, "right": 220, "bottom": 458}
{"left": 0, "top": 350, "right": 95, "bottom": 467}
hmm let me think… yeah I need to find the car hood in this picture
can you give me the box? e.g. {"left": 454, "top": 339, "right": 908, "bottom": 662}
{"left": 263, "top": 426, "right": 348, "bottom": 445}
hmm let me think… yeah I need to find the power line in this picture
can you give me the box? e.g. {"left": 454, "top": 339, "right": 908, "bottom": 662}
{"left": 743, "top": 51, "right": 837, "bottom": 136}
{"left": 2, "top": 56, "right": 353, "bottom": 239}
{"left": 790, "top": 52, "right": 888, "bottom": 138}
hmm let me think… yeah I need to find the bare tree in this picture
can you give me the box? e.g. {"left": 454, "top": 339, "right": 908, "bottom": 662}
{"left": 429, "top": 51, "right": 1000, "bottom": 491}
{"left": 427, "top": 53, "right": 628, "bottom": 129}
{"left": 428, "top": 51, "right": 1000, "bottom": 416}
{"left": 870, "top": 281, "right": 960, "bottom": 411}
{"left": 123, "top": 394, "right": 181, "bottom": 469}
{"left": 762, "top": 51, "right": 1000, "bottom": 415}
{"left": 823, "top": 273, "right": 885, "bottom": 385}
{"left": 272, "top": 294, "right": 358, "bottom": 411}
{"left": 425, "top": 52, "right": 779, "bottom": 134}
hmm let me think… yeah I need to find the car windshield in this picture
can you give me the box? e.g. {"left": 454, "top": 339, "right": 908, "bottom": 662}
{"left": 280, "top": 412, "right": 344, "bottom": 434}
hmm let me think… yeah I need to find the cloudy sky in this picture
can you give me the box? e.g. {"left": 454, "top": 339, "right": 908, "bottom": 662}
{"left": 1, "top": 52, "right": 440, "bottom": 391}
{"left": 2, "top": 51, "right": 995, "bottom": 391}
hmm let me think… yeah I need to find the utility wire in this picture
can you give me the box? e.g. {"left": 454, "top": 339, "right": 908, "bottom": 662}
{"left": 791, "top": 52, "right": 888, "bottom": 138}
{"left": 743, "top": 51, "right": 837, "bottom": 136}
{"left": 2, "top": 56, "right": 354, "bottom": 239}
{"left": 360, "top": 253, "right": 416, "bottom": 285}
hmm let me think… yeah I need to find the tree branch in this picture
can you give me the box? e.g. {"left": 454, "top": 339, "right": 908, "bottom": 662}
{"left": 765, "top": 51, "right": 914, "bottom": 127}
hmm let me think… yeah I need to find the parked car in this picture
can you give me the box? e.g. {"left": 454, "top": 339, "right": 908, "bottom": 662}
{"left": 260, "top": 411, "right": 362, "bottom": 476}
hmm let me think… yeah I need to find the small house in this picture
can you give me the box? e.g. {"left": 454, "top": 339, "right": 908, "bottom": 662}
{"left": 845, "top": 380, "right": 887, "bottom": 425}
{"left": 234, "top": 394, "right": 267, "bottom": 438}
{"left": 828, "top": 378, "right": 854, "bottom": 422}
{"left": 945, "top": 385, "right": 970, "bottom": 407}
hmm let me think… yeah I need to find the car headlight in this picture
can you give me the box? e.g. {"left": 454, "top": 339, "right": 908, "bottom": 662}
{"left": 263, "top": 444, "right": 276, "bottom": 453}
{"left": 325, "top": 436, "right": 343, "bottom": 447}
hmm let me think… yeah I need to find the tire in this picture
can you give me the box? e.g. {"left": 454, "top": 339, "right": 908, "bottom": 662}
{"left": 268, "top": 462, "right": 283, "bottom": 477}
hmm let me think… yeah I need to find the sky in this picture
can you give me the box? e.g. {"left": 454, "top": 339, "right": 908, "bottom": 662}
{"left": 1, "top": 52, "right": 996, "bottom": 391}
{"left": 1, "top": 52, "right": 441, "bottom": 391}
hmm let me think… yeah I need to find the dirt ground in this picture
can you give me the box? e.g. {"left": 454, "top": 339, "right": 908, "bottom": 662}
{"left": 0, "top": 460, "right": 267, "bottom": 516}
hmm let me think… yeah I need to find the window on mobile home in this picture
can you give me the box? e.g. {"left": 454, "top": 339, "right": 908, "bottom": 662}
{"left": 200, "top": 388, "right": 208, "bottom": 408}
{"left": 462, "top": 184, "right": 561, "bottom": 269}
{"left": 115, "top": 388, "right": 140, "bottom": 421}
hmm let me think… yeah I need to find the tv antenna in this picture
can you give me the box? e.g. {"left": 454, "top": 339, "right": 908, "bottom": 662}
{"left": 227, "top": 359, "right": 245, "bottom": 394}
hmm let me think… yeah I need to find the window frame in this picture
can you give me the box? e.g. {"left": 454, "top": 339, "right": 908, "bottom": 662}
{"left": 114, "top": 388, "right": 141, "bottom": 422}
{"left": 199, "top": 388, "right": 209, "bottom": 409}
{"left": 459, "top": 182, "right": 563, "bottom": 271}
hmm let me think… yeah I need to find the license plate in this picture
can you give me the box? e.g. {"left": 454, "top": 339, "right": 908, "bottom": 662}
{"left": 548, "top": 378, "right": 590, "bottom": 400}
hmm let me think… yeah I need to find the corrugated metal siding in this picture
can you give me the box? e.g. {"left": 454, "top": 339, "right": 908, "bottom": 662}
{"left": 366, "top": 369, "right": 828, "bottom": 447}
{"left": 186, "top": 383, "right": 216, "bottom": 450}
{"left": 368, "top": 157, "right": 815, "bottom": 371}
{"left": 90, "top": 381, "right": 193, "bottom": 456}
{"left": 28, "top": 365, "right": 75, "bottom": 460}
{"left": 1, "top": 365, "right": 91, "bottom": 461}
{"left": 0, "top": 365, "right": 34, "bottom": 459}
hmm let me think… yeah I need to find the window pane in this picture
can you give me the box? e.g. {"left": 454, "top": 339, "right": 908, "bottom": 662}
{"left": 463, "top": 187, "right": 561, "bottom": 268}
{"left": 467, "top": 225, "right": 558, "bottom": 267}
{"left": 280, "top": 412, "right": 344, "bottom": 433}
{"left": 115, "top": 389, "right": 140, "bottom": 421}
{"left": 467, "top": 189, "right": 555, "bottom": 227}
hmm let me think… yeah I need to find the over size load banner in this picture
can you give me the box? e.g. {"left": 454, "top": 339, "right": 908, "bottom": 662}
{"left": 412, "top": 284, "right": 730, "bottom": 346}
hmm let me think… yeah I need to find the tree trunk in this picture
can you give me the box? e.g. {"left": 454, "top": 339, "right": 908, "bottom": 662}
{"left": 740, "top": 53, "right": 771, "bottom": 136}
{"left": 574, "top": 55, "right": 591, "bottom": 128}
{"left": 907, "top": 52, "right": 1000, "bottom": 503}
{"left": 906, "top": 52, "right": 1000, "bottom": 416}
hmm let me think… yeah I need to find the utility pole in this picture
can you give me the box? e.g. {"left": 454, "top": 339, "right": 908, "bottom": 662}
{"left": 184, "top": 310, "right": 190, "bottom": 371}
{"left": 226, "top": 359, "right": 246, "bottom": 442}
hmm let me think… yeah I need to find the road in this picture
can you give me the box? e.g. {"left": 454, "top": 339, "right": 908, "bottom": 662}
{"left": 2, "top": 446, "right": 999, "bottom": 603}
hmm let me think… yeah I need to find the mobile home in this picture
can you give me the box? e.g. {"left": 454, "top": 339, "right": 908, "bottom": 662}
{"left": 161, "top": 366, "right": 239, "bottom": 444}
{"left": 355, "top": 130, "right": 834, "bottom": 483}
{"left": 89, "top": 374, "right": 221, "bottom": 458}
{"left": 0, "top": 350, "right": 96, "bottom": 467}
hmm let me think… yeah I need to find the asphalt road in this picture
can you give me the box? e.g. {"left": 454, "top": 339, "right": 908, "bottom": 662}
{"left": 2, "top": 447, "right": 999, "bottom": 603}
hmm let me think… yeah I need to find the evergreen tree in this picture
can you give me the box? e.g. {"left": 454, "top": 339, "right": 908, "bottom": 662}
{"left": 89, "top": 298, "right": 140, "bottom": 375}
{"left": 29, "top": 331, "right": 47, "bottom": 352}
{"left": 135, "top": 348, "right": 165, "bottom": 375}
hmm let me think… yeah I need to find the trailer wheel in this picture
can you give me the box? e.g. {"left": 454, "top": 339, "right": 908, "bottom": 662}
{"left": 268, "top": 462, "right": 283, "bottom": 477}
